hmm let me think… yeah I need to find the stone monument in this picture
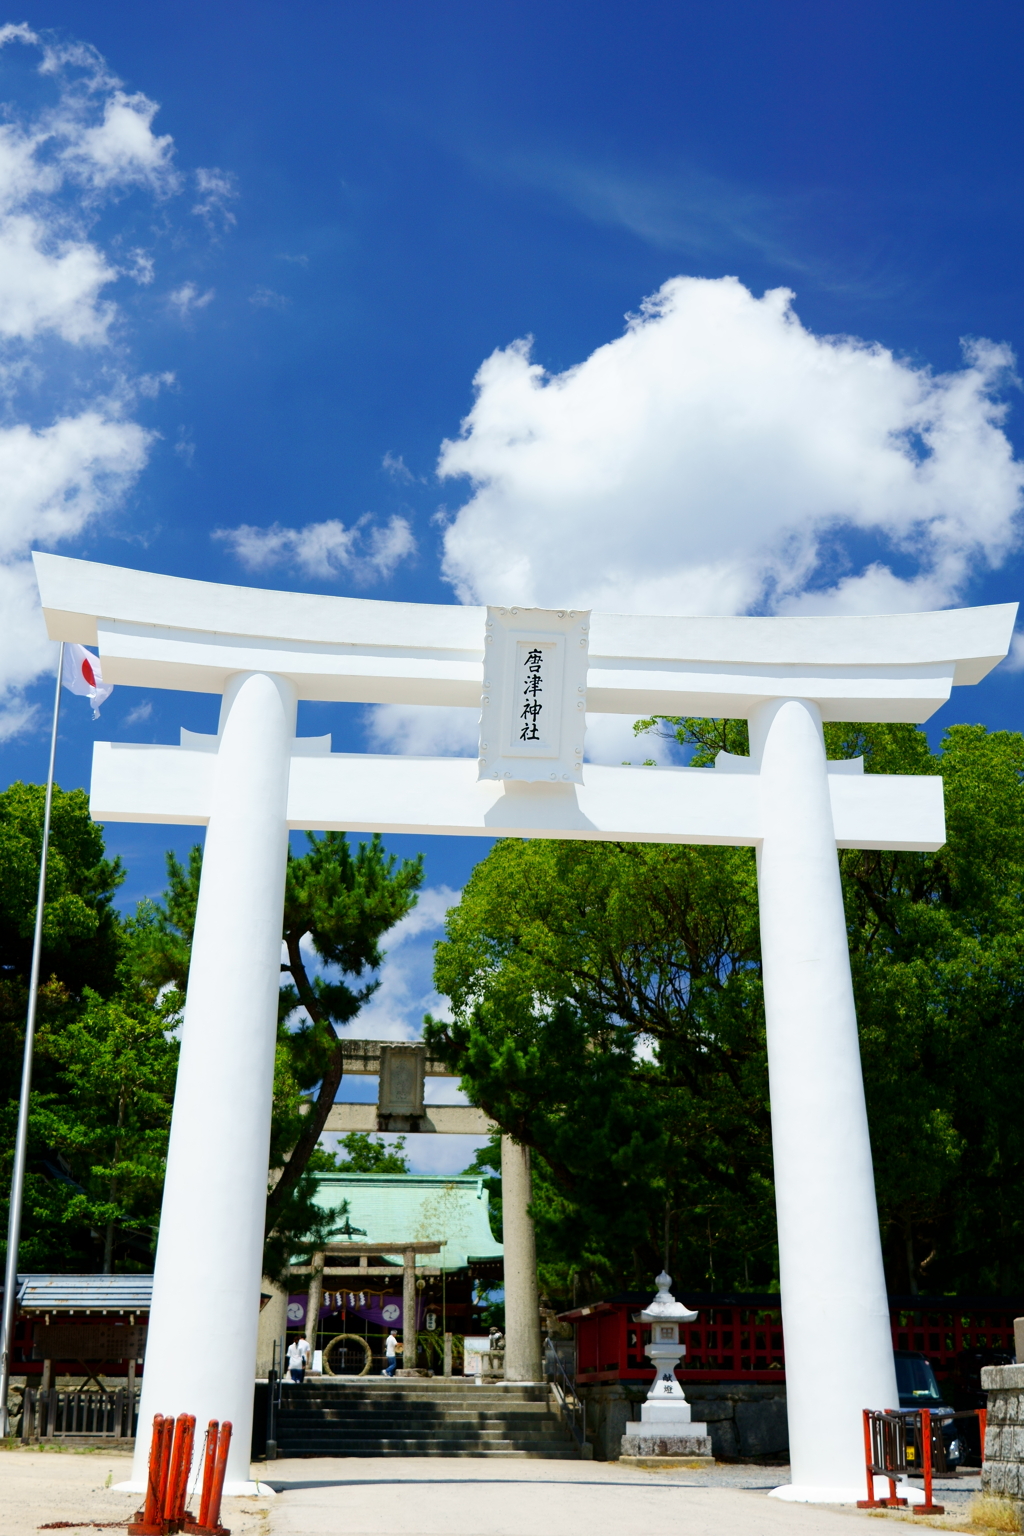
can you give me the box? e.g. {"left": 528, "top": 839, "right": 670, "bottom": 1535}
{"left": 620, "top": 1273, "right": 712, "bottom": 1465}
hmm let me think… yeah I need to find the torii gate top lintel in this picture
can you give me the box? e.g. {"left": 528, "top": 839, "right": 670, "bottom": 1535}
{"left": 31, "top": 551, "right": 1018, "bottom": 851}
{"left": 33, "top": 550, "right": 1016, "bottom": 719}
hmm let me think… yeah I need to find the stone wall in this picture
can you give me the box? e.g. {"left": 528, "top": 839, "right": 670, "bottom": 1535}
{"left": 981, "top": 1364, "right": 1024, "bottom": 1502}
{"left": 578, "top": 1381, "right": 789, "bottom": 1462}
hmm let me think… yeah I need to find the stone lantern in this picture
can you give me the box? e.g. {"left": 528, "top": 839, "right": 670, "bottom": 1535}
{"left": 620, "top": 1273, "right": 714, "bottom": 1465}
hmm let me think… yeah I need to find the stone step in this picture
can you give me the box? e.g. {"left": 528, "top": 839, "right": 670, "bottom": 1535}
{"left": 274, "top": 1444, "right": 574, "bottom": 1458}
{"left": 286, "top": 1392, "right": 549, "bottom": 1404}
{"left": 276, "top": 1437, "right": 574, "bottom": 1449}
{"left": 276, "top": 1421, "right": 566, "bottom": 1435}
{"left": 279, "top": 1406, "right": 557, "bottom": 1420}
{"left": 287, "top": 1380, "right": 548, "bottom": 1391}
{"left": 289, "top": 1387, "right": 549, "bottom": 1400}
{"left": 270, "top": 1374, "right": 576, "bottom": 1458}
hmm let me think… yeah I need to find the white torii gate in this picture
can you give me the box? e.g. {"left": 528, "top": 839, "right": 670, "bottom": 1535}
{"left": 33, "top": 551, "right": 1015, "bottom": 1501}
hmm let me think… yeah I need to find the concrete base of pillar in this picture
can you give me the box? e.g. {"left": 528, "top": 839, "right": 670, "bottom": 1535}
{"left": 769, "top": 1480, "right": 924, "bottom": 1506}
{"left": 396, "top": 1367, "right": 432, "bottom": 1377}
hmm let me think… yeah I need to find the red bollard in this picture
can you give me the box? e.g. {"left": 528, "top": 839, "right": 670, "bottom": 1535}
{"left": 128, "top": 1414, "right": 168, "bottom": 1536}
{"left": 198, "top": 1422, "right": 219, "bottom": 1530}
{"left": 176, "top": 1415, "right": 198, "bottom": 1526}
{"left": 156, "top": 1415, "right": 174, "bottom": 1518}
{"left": 205, "top": 1420, "right": 232, "bottom": 1536}
{"left": 184, "top": 1422, "right": 219, "bottom": 1536}
{"left": 163, "top": 1413, "right": 197, "bottom": 1533}
{"left": 184, "top": 1419, "right": 232, "bottom": 1536}
{"left": 917, "top": 1409, "right": 945, "bottom": 1515}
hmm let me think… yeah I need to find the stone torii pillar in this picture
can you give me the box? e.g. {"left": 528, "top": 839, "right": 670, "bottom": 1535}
{"left": 500, "top": 1136, "right": 542, "bottom": 1383}
{"left": 32, "top": 551, "right": 1016, "bottom": 1501}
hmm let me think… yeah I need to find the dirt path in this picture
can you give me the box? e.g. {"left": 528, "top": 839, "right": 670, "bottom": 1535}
{"left": 0, "top": 1448, "right": 272, "bottom": 1536}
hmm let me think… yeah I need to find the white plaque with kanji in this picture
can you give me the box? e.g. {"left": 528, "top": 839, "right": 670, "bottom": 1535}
{"left": 477, "top": 605, "right": 590, "bottom": 782}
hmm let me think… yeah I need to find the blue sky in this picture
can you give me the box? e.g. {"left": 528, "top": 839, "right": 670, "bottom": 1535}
{"left": 1, "top": 3, "right": 1023, "bottom": 1169}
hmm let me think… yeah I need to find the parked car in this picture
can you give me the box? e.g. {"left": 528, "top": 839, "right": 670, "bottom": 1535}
{"left": 894, "top": 1350, "right": 970, "bottom": 1468}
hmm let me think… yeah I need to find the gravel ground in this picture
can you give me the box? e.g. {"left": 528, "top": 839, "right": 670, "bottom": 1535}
{"left": 0, "top": 1447, "right": 273, "bottom": 1536}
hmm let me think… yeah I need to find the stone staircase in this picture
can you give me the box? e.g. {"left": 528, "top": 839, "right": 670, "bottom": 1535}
{"left": 273, "top": 1377, "right": 579, "bottom": 1458}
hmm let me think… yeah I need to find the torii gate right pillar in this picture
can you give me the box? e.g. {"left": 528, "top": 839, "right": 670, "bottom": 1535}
{"left": 755, "top": 697, "right": 896, "bottom": 1501}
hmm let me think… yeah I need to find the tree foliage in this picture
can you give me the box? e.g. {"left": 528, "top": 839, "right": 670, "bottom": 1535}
{"left": 0, "top": 783, "right": 173, "bottom": 1272}
{"left": 2, "top": 787, "right": 421, "bottom": 1276}
{"left": 133, "top": 831, "right": 422, "bottom": 1268}
{"left": 427, "top": 720, "right": 1024, "bottom": 1303}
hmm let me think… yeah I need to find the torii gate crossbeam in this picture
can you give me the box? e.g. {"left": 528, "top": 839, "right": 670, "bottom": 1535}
{"left": 32, "top": 552, "right": 1016, "bottom": 1502}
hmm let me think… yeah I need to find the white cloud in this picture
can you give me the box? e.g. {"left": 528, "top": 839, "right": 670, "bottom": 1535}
{"left": 214, "top": 513, "right": 416, "bottom": 582}
{"left": 397, "top": 1135, "right": 490, "bottom": 1176}
{"left": 0, "top": 412, "right": 151, "bottom": 711}
{"left": 366, "top": 704, "right": 479, "bottom": 758}
{"left": 192, "top": 166, "right": 237, "bottom": 230}
{"left": 500, "top": 151, "right": 805, "bottom": 273}
{"left": 365, "top": 700, "right": 677, "bottom": 766}
{"left": 124, "top": 698, "right": 153, "bottom": 724}
{"left": 335, "top": 884, "right": 462, "bottom": 1041}
{"left": 168, "top": 281, "right": 213, "bottom": 316}
{"left": 382, "top": 450, "right": 417, "bottom": 484}
{"left": 0, "top": 29, "right": 200, "bottom": 734}
{"left": 249, "top": 285, "right": 289, "bottom": 309}
{"left": 1002, "top": 632, "right": 1024, "bottom": 672}
{"left": 0, "top": 213, "right": 115, "bottom": 343}
{"left": 0, "top": 410, "right": 150, "bottom": 559}
{"left": 59, "top": 89, "right": 178, "bottom": 194}
{"left": 438, "top": 276, "right": 1024, "bottom": 618}
{"left": 124, "top": 248, "right": 155, "bottom": 285}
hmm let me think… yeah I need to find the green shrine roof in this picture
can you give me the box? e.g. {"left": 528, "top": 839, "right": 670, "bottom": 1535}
{"left": 310, "top": 1173, "right": 502, "bottom": 1273}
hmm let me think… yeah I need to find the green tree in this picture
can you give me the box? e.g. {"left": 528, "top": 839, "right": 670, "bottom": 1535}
{"left": 428, "top": 719, "right": 1024, "bottom": 1302}
{"left": 134, "top": 831, "right": 423, "bottom": 1265}
{"left": 0, "top": 783, "right": 133, "bottom": 1272}
{"left": 427, "top": 834, "right": 772, "bottom": 1299}
{"left": 25, "top": 988, "right": 178, "bottom": 1272}
{"left": 332, "top": 1131, "right": 409, "bottom": 1173}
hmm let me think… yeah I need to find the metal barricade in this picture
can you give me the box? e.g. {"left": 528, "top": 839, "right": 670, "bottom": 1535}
{"left": 858, "top": 1408, "right": 947, "bottom": 1513}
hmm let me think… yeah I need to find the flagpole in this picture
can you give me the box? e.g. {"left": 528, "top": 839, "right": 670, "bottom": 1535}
{"left": 0, "top": 642, "right": 64, "bottom": 1437}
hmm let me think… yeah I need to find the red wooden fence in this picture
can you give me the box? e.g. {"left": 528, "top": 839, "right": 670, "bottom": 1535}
{"left": 561, "top": 1293, "right": 1018, "bottom": 1385}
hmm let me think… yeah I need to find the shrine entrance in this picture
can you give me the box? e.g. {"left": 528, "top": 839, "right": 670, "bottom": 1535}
{"left": 32, "top": 550, "right": 1015, "bottom": 1500}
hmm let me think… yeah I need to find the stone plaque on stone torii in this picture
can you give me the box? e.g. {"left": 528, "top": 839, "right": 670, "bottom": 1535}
{"left": 32, "top": 551, "right": 1016, "bottom": 1502}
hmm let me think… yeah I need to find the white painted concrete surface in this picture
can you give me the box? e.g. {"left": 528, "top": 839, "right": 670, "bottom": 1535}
{"left": 31, "top": 553, "right": 1015, "bottom": 1500}
{"left": 90, "top": 739, "right": 947, "bottom": 850}
{"left": 753, "top": 698, "right": 899, "bottom": 1499}
{"left": 128, "top": 672, "right": 297, "bottom": 1492}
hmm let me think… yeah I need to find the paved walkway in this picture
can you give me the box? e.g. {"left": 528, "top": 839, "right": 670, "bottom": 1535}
{"left": 261, "top": 1457, "right": 980, "bottom": 1536}
{"left": 0, "top": 1448, "right": 981, "bottom": 1536}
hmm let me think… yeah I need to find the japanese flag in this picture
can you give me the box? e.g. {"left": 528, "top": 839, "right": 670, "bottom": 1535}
{"left": 62, "top": 643, "right": 113, "bottom": 718}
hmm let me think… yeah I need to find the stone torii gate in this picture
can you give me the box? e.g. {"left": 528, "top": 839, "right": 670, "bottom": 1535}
{"left": 33, "top": 551, "right": 1015, "bottom": 1501}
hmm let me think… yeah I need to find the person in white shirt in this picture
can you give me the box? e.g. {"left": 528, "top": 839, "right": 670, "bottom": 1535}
{"left": 383, "top": 1329, "right": 399, "bottom": 1377}
{"left": 286, "top": 1336, "right": 310, "bottom": 1384}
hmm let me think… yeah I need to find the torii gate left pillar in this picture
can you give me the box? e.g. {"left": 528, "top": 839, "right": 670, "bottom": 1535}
{"left": 33, "top": 551, "right": 1015, "bottom": 1500}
